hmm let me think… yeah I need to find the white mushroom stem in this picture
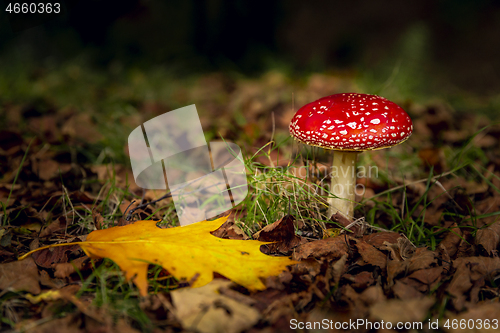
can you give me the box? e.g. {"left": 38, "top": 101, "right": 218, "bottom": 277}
{"left": 328, "top": 151, "right": 360, "bottom": 219}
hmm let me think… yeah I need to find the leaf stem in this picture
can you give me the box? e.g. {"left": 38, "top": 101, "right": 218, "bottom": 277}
{"left": 17, "top": 242, "right": 84, "bottom": 260}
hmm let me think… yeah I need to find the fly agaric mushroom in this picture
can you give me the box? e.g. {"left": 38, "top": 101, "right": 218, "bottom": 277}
{"left": 290, "top": 93, "right": 413, "bottom": 219}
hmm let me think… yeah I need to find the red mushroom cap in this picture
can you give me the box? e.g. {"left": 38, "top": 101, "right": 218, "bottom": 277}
{"left": 290, "top": 93, "right": 413, "bottom": 151}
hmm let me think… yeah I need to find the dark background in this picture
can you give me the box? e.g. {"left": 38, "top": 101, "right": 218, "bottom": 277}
{"left": 1, "top": 0, "right": 500, "bottom": 96}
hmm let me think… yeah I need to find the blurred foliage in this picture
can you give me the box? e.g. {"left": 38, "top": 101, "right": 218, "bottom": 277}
{"left": 1, "top": 0, "right": 500, "bottom": 91}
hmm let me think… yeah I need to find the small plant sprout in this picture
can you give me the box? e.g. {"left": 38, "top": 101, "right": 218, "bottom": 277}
{"left": 290, "top": 93, "right": 413, "bottom": 219}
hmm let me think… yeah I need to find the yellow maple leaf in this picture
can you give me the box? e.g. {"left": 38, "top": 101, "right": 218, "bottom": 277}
{"left": 19, "top": 216, "right": 296, "bottom": 296}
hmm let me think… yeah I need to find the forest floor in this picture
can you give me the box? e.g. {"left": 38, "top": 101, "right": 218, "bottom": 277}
{"left": 1, "top": 67, "right": 500, "bottom": 332}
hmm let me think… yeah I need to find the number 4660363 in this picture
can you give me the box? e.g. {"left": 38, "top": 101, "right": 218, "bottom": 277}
{"left": 6, "top": 3, "right": 61, "bottom": 14}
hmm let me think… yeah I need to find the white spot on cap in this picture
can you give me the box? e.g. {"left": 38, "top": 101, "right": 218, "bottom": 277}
{"left": 370, "top": 119, "right": 380, "bottom": 124}
{"left": 334, "top": 120, "right": 343, "bottom": 124}
{"left": 340, "top": 130, "right": 348, "bottom": 135}
{"left": 347, "top": 122, "right": 357, "bottom": 129}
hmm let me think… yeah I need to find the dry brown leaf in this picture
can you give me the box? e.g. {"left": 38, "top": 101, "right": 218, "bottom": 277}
{"left": 19, "top": 312, "right": 83, "bottom": 333}
{"left": 92, "top": 209, "right": 106, "bottom": 230}
{"left": 345, "top": 271, "right": 374, "bottom": 290}
{"left": 436, "top": 243, "right": 452, "bottom": 272}
{"left": 385, "top": 247, "right": 436, "bottom": 287}
{"left": 454, "top": 257, "right": 500, "bottom": 280}
{"left": 263, "top": 269, "right": 293, "bottom": 290}
{"left": 447, "top": 257, "right": 500, "bottom": 310}
{"left": 369, "top": 297, "right": 435, "bottom": 324}
{"left": 27, "top": 114, "right": 60, "bottom": 143}
{"left": 399, "top": 276, "right": 430, "bottom": 293}
{"left": 386, "top": 258, "right": 407, "bottom": 287}
{"left": 53, "top": 256, "right": 89, "bottom": 279}
{"left": 292, "top": 236, "right": 348, "bottom": 261}
{"left": 341, "top": 284, "right": 368, "bottom": 316}
{"left": 363, "top": 232, "right": 402, "bottom": 248}
{"left": 39, "top": 217, "right": 68, "bottom": 238}
{"left": 61, "top": 113, "right": 103, "bottom": 143}
{"left": 473, "top": 134, "right": 498, "bottom": 148}
{"left": 290, "top": 258, "right": 322, "bottom": 277}
{"left": 380, "top": 237, "right": 416, "bottom": 261}
{"left": 39, "top": 270, "right": 66, "bottom": 289}
{"left": 408, "top": 266, "right": 443, "bottom": 285}
{"left": 331, "top": 212, "right": 362, "bottom": 236}
{"left": 476, "top": 221, "right": 500, "bottom": 255}
{"left": 211, "top": 218, "right": 248, "bottom": 240}
{"left": 0, "top": 257, "right": 40, "bottom": 294}
{"left": 408, "top": 247, "right": 437, "bottom": 272}
{"left": 332, "top": 253, "right": 348, "bottom": 286}
{"left": 359, "top": 285, "right": 386, "bottom": 306}
{"left": 418, "top": 147, "right": 446, "bottom": 173}
{"left": 393, "top": 280, "right": 423, "bottom": 300}
{"left": 119, "top": 199, "right": 139, "bottom": 216}
{"left": 381, "top": 240, "right": 403, "bottom": 261}
{"left": 253, "top": 215, "right": 305, "bottom": 254}
{"left": 438, "top": 223, "right": 462, "bottom": 258}
{"left": 447, "top": 264, "right": 473, "bottom": 310}
{"left": 171, "top": 279, "right": 260, "bottom": 333}
{"left": 32, "top": 158, "right": 72, "bottom": 181}
{"left": 354, "top": 241, "right": 387, "bottom": 269}
{"left": 458, "top": 178, "right": 489, "bottom": 195}
{"left": 443, "top": 302, "right": 500, "bottom": 333}
{"left": 43, "top": 190, "right": 96, "bottom": 208}
{"left": 32, "top": 244, "right": 81, "bottom": 268}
